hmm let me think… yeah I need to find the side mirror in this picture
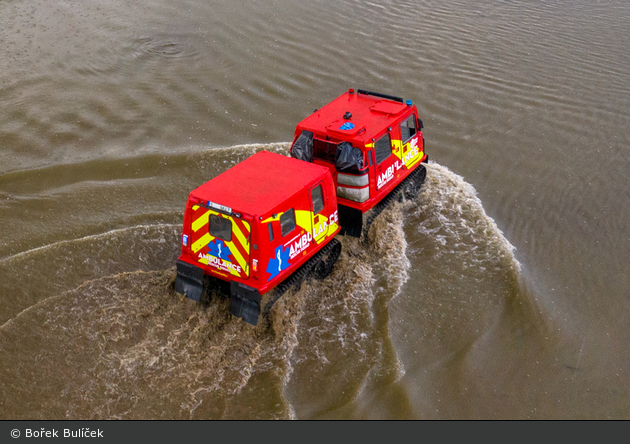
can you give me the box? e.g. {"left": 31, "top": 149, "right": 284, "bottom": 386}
{"left": 417, "top": 118, "right": 424, "bottom": 130}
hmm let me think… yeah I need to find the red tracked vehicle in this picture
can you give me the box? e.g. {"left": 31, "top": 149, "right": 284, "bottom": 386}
{"left": 175, "top": 89, "right": 427, "bottom": 325}
{"left": 290, "top": 89, "right": 428, "bottom": 236}
{"left": 175, "top": 151, "right": 342, "bottom": 325}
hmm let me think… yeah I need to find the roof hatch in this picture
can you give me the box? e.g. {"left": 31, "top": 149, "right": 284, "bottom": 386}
{"left": 369, "top": 100, "right": 407, "bottom": 116}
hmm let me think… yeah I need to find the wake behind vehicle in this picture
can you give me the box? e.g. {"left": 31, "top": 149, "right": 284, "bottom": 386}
{"left": 175, "top": 89, "right": 428, "bottom": 325}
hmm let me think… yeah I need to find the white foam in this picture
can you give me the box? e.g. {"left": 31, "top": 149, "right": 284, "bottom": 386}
{"left": 415, "top": 162, "right": 521, "bottom": 272}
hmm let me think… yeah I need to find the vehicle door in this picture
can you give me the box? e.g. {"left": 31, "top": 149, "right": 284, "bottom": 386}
{"left": 309, "top": 182, "right": 328, "bottom": 245}
{"left": 260, "top": 207, "right": 302, "bottom": 282}
{"left": 189, "top": 205, "right": 251, "bottom": 279}
{"left": 399, "top": 113, "right": 422, "bottom": 169}
{"left": 372, "top": 131, "right": 400, "bottom": 191}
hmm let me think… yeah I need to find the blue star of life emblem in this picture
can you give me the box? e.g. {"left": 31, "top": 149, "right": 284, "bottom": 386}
{"left": 266, "top": 245, "right": 291, "bottom": 281}
{"left": 208, "top": 238, "right": 232, "bottom": 260}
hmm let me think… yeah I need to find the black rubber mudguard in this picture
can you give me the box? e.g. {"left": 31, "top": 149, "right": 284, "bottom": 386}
{"left": 230, "top": 281, "right": 262, "bottom": 326}
{"left": 175, "top": 260, "right": 205, "bottom": 302}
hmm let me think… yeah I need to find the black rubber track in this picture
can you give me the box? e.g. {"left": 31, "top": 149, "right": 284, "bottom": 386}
{"left": 313, "top": 238, "right": 342, "bottom": 279}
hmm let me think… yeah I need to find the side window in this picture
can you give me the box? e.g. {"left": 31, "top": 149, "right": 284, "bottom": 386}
{"left": 311, "top": 185, "right": 324, "bottom": 215}
{"left": 268, "top": 223, "right": 274, "bottom": 242}
{"left": 400, "top": 115, "right": 417, "bottom": 142}
{"left": 209, "top": 214, "right": 232, "bottom": 241}
{"left": 280, "top": 208, "right": 296, "bottom": 237}
{"left": 374, "top": 133, "right": 392, "bottom": 164}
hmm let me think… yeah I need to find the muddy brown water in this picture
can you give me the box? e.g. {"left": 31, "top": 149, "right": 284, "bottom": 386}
{"left": 1, "top": 0, "right": 629, "bottom": 419}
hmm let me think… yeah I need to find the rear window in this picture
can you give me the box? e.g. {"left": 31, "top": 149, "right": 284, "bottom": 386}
{"left": 400, "top": 115, "right": 417, "bottom": 142}
{"left": 280, "top": 208, "right": 296, "bottom": 237}
{"left": 312, "top": 185, "right": 324, "bottom": 214}
{"left": 209, "top": 214, "right": 232, "bottom": 241}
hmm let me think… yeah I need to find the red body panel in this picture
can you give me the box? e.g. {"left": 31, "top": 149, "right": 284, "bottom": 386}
{"left": 177, "top": 151, "right": 340, "bottom": 295}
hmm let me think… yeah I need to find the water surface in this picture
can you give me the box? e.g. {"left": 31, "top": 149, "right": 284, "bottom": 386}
{"left": 1, "top": 0, "right": 629, "bottom": 419}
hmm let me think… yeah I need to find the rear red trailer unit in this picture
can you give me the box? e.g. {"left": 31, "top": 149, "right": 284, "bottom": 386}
{"left": 175, "top": 150, "right": 341, "bottom": 325}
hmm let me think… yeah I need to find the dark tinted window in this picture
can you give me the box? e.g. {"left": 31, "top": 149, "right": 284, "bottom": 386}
{"left": 374, "top": 133, "right": 392, "bottom": 164}
{"left": 311, "top": 185, "right": 324, "bottom": 214}
{"left": 400, "top": 115, "right": 417, "bottom": 142}
{"left": 268, "top": 223, "right": 274, "bottom": 242}
{"left": 280, "top": 208, "right": 296, "bottom": 237}
{"left": 313, "top": 138, "right": 337, "bottom": 162}
{"left": 209, "top": 214, "right": 232, "bottom": 241}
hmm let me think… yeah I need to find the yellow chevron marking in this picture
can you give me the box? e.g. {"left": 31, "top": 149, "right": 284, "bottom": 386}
{"left": 192, "top": 210, "right": 211, "bottom": 232}
{"left": 232, "top": 220, "right": 250, "bottom": 276}
{"left": 192, "top": 205, "right": 200, "bottom": 211}
{"left": 225, "top": 240, "right": 248, "bottom": 275}
{"left": 232, "top": 222, "right": 250, "bottom": 250}
{"left": 226, "top": 259, "right": 242, "bottom": 277}
{"left": 192, "top": 233, "right": 213, "bottom": 253}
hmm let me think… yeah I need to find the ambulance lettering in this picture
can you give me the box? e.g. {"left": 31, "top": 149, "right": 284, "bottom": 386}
{"left": 328, "top": 210, "right": 339, "bottom": 226}
{"left": 401, "top": 137, "right": 420, "bottom": 167}
{"left": 377, "top": 165, "right": 396, "bottom": 188}
{"left": 198, "top": 252, "right": 242, "bottom": 274}
{"left": 313, "top": 220, "right": 328, "bottom": 239}
{"left": 288, "top": 232, "right": 313, "bottom": 259}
